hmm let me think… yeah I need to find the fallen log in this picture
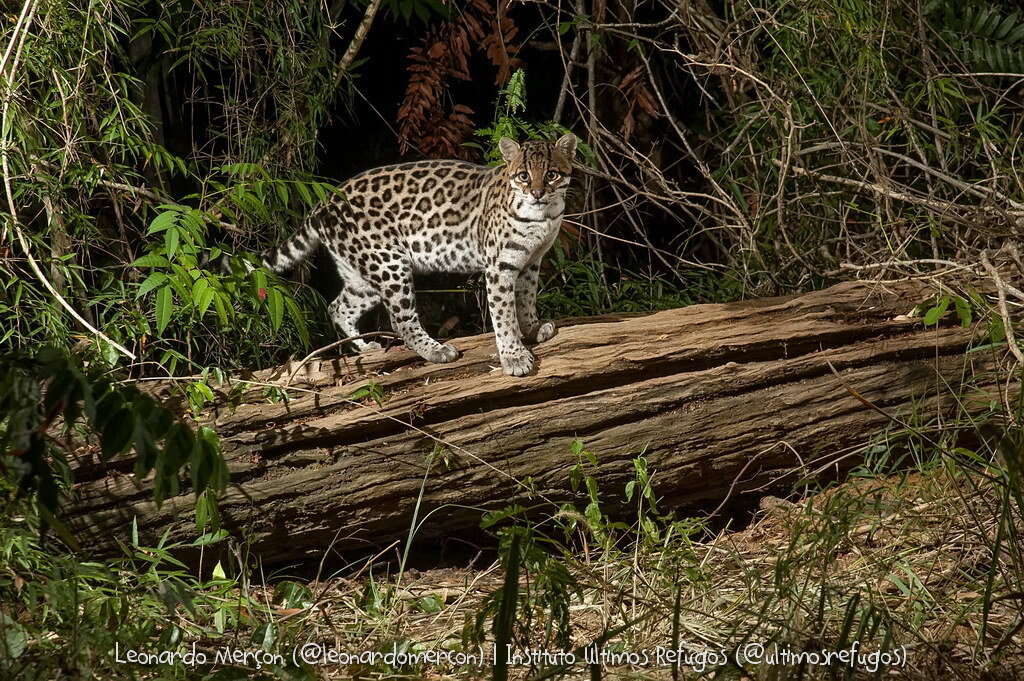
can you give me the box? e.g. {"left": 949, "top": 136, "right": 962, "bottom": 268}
{"left": 67, "top": 279, "right": 1003, "bottom": 564}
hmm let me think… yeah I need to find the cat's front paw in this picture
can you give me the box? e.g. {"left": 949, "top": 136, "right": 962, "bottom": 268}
{"left": 534, "top": 321, "right": 557, "bottom": 343}
{"left": 501, "top": 345, "right": 535, "bottom": 376}
{"left": 425, "top": 343, "right": 459, "bottom": 364}
{"left": 358, "top": 341, "right": 382, "bottom": 353}
{"left": 522, "top": 320, "right": 557, "bottom": 344}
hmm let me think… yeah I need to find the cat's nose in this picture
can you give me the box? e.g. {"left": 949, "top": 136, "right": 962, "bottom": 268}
{"left": 530, "top": 189, "right": 545, "bottom": 199}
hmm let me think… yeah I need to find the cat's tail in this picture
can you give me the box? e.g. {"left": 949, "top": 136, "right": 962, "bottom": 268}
{"left": 260, "top": 215, "right": 322, "bottom": 273}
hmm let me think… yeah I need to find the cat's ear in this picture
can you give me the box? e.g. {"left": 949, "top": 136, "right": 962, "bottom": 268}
{"left": 555, "top": 133, "right": 577, "bottom": 158}
{"left": 498, "top": 137, "right": 520, "bottom": 162}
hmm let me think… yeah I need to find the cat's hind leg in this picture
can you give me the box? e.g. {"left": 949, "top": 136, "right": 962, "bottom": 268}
{"left": 372, "top": 254, "right": 458, "bottom": 364}
{"left": 329, "top": 254, "right": 382, "bottom": 352}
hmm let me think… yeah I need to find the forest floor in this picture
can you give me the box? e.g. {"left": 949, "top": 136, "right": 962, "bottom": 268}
{"left": 248, "top": 461, "right": 1023, "bottom": 681}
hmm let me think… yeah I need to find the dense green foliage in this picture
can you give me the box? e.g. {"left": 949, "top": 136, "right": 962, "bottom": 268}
{"left": 0, "top": 348, "right": 227, "bottom": 532}
{"left": 2, "top": 1, "right": 344, "bottom": 371}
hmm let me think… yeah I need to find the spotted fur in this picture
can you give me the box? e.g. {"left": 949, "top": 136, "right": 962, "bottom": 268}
{"left": 262, "top": 133, "right": 577, "bottom": 376}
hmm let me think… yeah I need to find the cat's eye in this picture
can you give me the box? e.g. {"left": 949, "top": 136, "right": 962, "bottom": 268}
{"left": 546, "top": 170, "right": 561, "bottom": 181}
{"left": 515, "top": 171, "right": 529, "bottom": 182}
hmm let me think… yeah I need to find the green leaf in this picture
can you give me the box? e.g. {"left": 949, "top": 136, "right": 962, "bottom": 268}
{"left": 155, "top": 286, "right": 174, "bottom": 334}
{"left": 267, "top": 288, "right": 284, "bottom": 331}
{"left": 274, "top": 581, "right": 314, "bottom": 608}
{"left": 492, "top": 529, "right": 521, "bottom": 681}
{"left": 198, "top": 427, "right": 227, "bottom": 492}
{"left": 192, "top": 276, "right": 209, "bottom": 302}
{"left": 0, "top": 612, "right": 27, "bottom": 659}
{"left": 989, "top": 316, "right": 1007, "bottom": 343}
{"left": 92, "top": 388, "right": 124, "bottom": 429}
{"left": 284, "top": 297, "right": 309, "bottom": 346}
{"left": 195, "top": 287, "right": 215, "bottom": 318}
{"left": 253, "top": 622, "right": 277, "bottom": 652}
{"left": 252, "top": 268, "right": 267, "bottom": 297}
{"left": 480, "top": 504, "right": 525, "bottom": 529}
{"left": 293, "top": 181, "right": 313, "bottom": 206}
{"left": 131, "top": 254, "right": 171, "bottom": 268}
{"left": 148, "top": 208, "right": 182, "bottom": 234}
{"left": 954, "top": 296, "right": 973, "bottom": 328}
{"left": 165, "top": 226, "right": 180, "bottom": 258}
{"left": 192, "top": 529, "right": 228, "bottom": 546}
{"left": 213, "top": 293, "right": 229, "bottom": 327}
{"left": 274, "top": 182, "right": 289, "bottom": 205}
{"left": 36, "top": 506, "right": 80, "bottom": 551}
{"left": 923, "top": 296, "right": 950, "bottom": 326}
{"left": 180, "top": 210, "right": 206, "bottom": 243}
{"left": 417, "top": 595, "right": 444, "bottom": 613}
{"left": 101, "top": 409, "right": 134, "bottom": 459}
{"left": 137, "top": 272, "right": 168, "bottom": 298}
{"left": 194, "top": 487, "right": 220, "bottom": 533}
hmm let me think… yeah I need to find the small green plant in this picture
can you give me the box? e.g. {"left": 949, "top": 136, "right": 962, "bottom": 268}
{"left": 471, "top": 68, "right": 594, "bottom": 165}
{"left": 0, "top": 497, "right": 313, "bottom": 679}
{"left": 130, "top": 197, "right": 316, "bottom": 375}
{"left": 537, "top": 245, "right": 736, "bottom": 318}
{"left": 349, "top": 380, "right": 387, "bottom": 407}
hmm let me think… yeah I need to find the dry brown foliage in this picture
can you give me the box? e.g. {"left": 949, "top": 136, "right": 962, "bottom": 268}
{"left": 397, "top": 0, "right": 521, "bottom": 158}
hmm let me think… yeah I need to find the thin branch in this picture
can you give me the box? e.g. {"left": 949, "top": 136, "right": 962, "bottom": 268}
{"left": 553, "top": 0, "right": 585, "bottom": 124}
{"left": 285, "top": 331, "right": 400, "bottom": 386}
{"left": 776, "top": 160, "right": 1015, "bottom": 221}
{"left": 98, "top": 177, "right": 244, "bottom": 235}
{"left": 333, "top": 0, "right": 384, "bottom": 85}
{"left": 981, "top": 252, "right": 1024, "bottom": 366}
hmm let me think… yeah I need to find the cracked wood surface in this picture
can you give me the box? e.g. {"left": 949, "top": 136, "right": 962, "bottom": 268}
{"left": 66, "top": 279, "right": 998, "bottom": 564}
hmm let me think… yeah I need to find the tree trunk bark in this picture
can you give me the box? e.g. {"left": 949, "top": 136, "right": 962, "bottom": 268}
{"left": 66, "top": 279, "right": 1002, "bottom": 565}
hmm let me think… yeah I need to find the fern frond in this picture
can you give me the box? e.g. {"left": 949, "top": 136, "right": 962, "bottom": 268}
{"left": 934, "top": 5, "right": 1024, "bottom": 73}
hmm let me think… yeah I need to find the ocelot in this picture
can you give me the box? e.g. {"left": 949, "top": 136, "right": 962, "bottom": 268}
{"left": 260, "top": 134, "right": 576, "bottom": 376}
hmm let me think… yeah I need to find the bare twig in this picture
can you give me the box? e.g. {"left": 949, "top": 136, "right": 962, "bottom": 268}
{"left": 285, "top": 331, "right": 400, "bottom": 386}
{"left": 981, "top": 252, "right": 1024, "bottom": 366}
{"left": 333, "top": 0, "right": 384, "bottom": 85}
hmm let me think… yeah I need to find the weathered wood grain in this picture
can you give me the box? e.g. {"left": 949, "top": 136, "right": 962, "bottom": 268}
{"left": 66, "top": 279, "right": 999, "bottom": 564}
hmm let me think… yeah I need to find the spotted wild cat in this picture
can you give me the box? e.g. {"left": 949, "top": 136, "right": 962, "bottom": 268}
{"left": 260, "top": 133, "right": 577, "bottom": 376}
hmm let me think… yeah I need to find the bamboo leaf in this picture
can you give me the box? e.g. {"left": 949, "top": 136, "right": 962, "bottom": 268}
{"left": 284, "top": 297, "right": 309, "bottom": 346}
{"left": 100, "top": 408, "right": 134, "bottom": 459}
{"left": 267, "top": 288, "right": 284, "bottom": 331}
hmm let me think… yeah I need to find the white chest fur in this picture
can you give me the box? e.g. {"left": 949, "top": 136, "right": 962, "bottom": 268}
{"left": 512, "top": 194, "right": 564, "bottom": 221}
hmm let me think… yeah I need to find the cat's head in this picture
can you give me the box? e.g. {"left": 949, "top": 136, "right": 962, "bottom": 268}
{"left": 499, "top": 133, "right": 576, "bottom": 207}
